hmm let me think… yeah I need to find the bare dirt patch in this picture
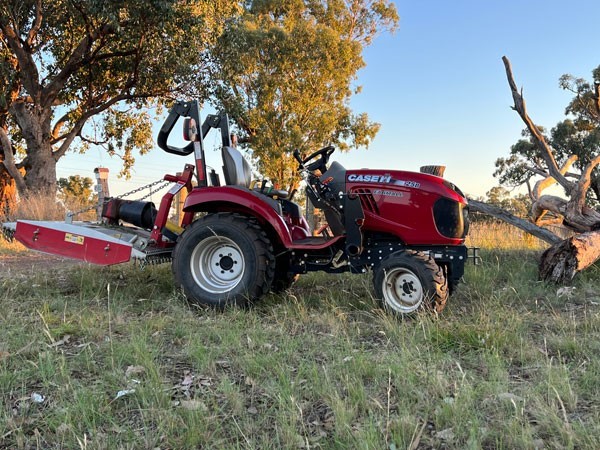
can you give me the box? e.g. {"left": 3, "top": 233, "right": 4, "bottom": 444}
{"left": 0, "top": 251, "right": 84, "bottom": 279}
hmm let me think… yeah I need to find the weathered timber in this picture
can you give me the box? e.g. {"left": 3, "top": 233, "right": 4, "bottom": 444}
{"left": 539, "top": 231, "right": 600, "bottom": 283}
{"left": 468, "top": 199, "right": 561, "bottom": 245}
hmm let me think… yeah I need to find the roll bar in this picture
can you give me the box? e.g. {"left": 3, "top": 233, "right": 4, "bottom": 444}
{"left": 157, "top": 100, "right": 233, "bottom": 186}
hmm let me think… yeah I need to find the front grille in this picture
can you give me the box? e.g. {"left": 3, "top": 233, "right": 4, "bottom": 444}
{"left": 433, "top": 197, "right": 466, "bottom": 238}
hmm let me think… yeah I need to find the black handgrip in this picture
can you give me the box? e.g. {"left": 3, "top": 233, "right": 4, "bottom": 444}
{"left": 293, "top": 149, "right": 303, "bottom": 167}
{"left": 157, "top": 101, "right": 201, "bottom": 156}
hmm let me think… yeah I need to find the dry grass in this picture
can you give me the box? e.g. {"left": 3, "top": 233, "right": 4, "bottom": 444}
{"left": 467, "top": 221, "right": 549, "bottom": 251}
{"left": 4, "top": 193, "right": 67, "bottom": 222}
{"left": 2, "top": 193, "right": 97, "bottom": 223}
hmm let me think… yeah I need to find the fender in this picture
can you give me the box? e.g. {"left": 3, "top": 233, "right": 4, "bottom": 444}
{"left": 183, "top": 186, "right": 293, "bottom": 247}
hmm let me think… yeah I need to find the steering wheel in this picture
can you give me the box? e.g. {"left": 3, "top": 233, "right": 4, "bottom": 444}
{"left": 294, "top": 145, "right": 335, "bottom": 173}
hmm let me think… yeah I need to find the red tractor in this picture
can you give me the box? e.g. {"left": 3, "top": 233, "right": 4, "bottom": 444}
{"left": 162, "top": 101, "right": 471, "bottom": 315}
{"left": 4, "top": 100, "right": 473, "bottom": 315}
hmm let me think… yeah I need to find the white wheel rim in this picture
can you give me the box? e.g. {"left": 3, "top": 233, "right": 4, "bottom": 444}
{"left": 190, "top": 236, "right": 245, "bottom": 294}
{"left": 382, "top": 267, "right": 424, "bottom": 314}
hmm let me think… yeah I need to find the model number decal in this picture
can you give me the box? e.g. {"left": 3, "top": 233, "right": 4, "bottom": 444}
{"left": 374, "top": 189, "right": 403, "bottom": 198}
{"left": 347, "top": 174, "right": 391, "bottom": 183}
{"left": 394, "top": 180, "right": 421, "bottom": 188}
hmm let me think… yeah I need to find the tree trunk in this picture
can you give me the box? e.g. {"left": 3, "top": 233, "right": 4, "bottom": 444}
{"left": 0, "top": 160, "right": 18, "bottom": 218}
{"left": 22, "top": 140, "right": 57, "bottom": 195}
{"left": 539, "top": 231, "right": 600, "bottom": 283}
{"left": 10, "top": 102, "right": 58, "bottom": 196}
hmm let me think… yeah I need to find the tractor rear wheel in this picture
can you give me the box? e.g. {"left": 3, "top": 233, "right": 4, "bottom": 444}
{"left": 373, "top": 250, "right": 448, "bottom": 315}
{"left": 172, "top": 213, "right": 275, "bottom": 308}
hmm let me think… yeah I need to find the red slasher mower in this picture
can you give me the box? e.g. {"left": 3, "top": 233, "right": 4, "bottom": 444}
{"left": 4, "top": 101, "right": 475, "bottom": 315}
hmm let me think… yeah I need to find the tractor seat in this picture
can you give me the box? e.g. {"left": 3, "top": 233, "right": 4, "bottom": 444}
{"left": 222, "top": 146, "right": 252, "bottom": 188}
{"left": 222, "top": 146, "right": 288, "bottom": 199}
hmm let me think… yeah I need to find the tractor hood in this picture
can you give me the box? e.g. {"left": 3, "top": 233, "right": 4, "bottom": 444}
{"left": 345, "top": 169, "right": 467, "bottom": 203}
{"left": 343, "top": 168, "right": 469, "bottom": 245}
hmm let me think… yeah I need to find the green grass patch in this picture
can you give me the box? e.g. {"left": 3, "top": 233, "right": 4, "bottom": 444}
{"left": 1, "top": 248, "right": 599, "bottom": 448}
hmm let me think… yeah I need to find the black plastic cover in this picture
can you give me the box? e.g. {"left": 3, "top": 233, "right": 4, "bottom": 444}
{"left": 433, "top": 197, "right": 467, "bottom": 239}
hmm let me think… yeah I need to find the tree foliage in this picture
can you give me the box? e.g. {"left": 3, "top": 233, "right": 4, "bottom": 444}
{"left": 58, "top": 174, "right": 94, "bottom": 203}
{"left": 209, "top": 0, "right": 398, "bottom": 190}
{"left": 495, "top": 65, "right": 600, "bottom": 205}
{"left": 57, "top": 174, "right": 96, "bottom": 216}
{"left": 0, "top": 0, "right": 239, "bottom": 199}
{"left": 484, "top": 186, "right": 530, "bottom": 218}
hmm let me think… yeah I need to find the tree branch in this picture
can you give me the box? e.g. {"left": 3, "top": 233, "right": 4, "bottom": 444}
{"left": 25, "top": 0, "right": 43, "bottom": 49}
{"left": 468, "top": 198, "right": 561, "bottom": 245}
{"left": 502, "top": 56, "right": 574, "bottom": 193}
{"left": 532, "top": 155, "right": 577, "bottom": 200}
{"left": 78, "top": 133, "right": 108, "bottom": 146}
{"left": 567, "top": 155, "right": 600, "bottom": 217}
{"left": 0, "top": 19, "right": 41, "bottom": 100}
{"left": 41, "top": 22, "right": 117, "bottom": 110}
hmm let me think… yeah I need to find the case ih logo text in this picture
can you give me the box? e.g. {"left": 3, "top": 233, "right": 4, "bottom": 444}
{"left": 347, "top": 174, "right": 392, "bottom": 183}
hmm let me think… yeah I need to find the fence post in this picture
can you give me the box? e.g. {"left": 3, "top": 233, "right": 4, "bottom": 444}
{"left": 94, "top": 167, "right": 110, "bottom": 221}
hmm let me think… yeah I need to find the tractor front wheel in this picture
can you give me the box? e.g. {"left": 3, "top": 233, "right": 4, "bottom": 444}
{"left": 172, "top": 213, "right": 275, "bottom": 308}
{"left": 373, "top": 250, "right": 448, "bottom": 315}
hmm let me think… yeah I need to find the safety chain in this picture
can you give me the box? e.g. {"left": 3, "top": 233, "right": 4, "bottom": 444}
{"left": 66, "top": 177, "right": 171, "bottom": 221}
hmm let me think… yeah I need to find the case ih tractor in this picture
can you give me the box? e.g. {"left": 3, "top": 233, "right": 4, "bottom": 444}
{"left": 4, "top": 100, "right": 472, "bottom": 315}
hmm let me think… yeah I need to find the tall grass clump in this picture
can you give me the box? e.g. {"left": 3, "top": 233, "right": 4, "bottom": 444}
{"left": 3, "top": 193, "right": 67, "bottom": 221}
{"left": 466, "top": 220, "right": 550, "bottom": 251}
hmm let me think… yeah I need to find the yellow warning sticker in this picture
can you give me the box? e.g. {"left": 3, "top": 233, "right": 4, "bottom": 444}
{"left": 65, "top": 233, "right": 84, "bottom": 245}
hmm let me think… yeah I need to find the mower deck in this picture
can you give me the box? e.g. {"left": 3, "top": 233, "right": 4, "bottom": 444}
{"left": 3, "top": 220, "right": 152, "bottom": 266}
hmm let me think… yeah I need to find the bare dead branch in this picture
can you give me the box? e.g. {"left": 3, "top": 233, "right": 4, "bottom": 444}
{"left": 567, "top": 154, "right": 600, "bottom": 217}
{"left": 532, "top": 155, "right": 578, "bottom": 200}
{"left": 468, "top": 198, "right": 561, "bottom": 245}
{"left": 502, "top": 56, "right": 574, "bottom": 193}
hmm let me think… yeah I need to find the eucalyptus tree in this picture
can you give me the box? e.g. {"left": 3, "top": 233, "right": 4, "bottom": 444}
{"left": 209, "top": 0, "right": 399, "bottom": 191}
{"left": 0, "top": 0, "right": 239, "bottom": 205}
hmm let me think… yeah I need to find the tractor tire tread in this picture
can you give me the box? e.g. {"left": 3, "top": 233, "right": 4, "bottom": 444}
{"left": 172, "top": 212, "right": 275, "bottom": 308}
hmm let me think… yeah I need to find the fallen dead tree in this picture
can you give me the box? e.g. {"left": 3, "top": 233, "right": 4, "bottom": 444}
{"left": 467, "top": 198, "right": 562, "bottom": 245}
{"left": 480, "top": 57, "right": 600, "bottom": 283}
{"left": 539, "top": 231, "right": 600, "bottom": 283}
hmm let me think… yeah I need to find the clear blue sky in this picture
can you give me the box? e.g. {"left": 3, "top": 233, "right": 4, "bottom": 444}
{"left": 57, "top": 0, "right": 600, "bottom": 200}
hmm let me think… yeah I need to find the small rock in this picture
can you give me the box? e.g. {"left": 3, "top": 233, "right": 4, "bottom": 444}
{"left": 435, "top": 428, "right": 454, "bottom": 440}
{"left": 30, "top": 392, "right": 45, "bottom": 403}
{"left": 125, "top": 365, "right": 146, "bottom": 378}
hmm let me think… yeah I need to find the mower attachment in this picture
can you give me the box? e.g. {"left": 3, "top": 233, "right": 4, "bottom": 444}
{"left": 5, "top": 220, "right": 147, "bottom": 266}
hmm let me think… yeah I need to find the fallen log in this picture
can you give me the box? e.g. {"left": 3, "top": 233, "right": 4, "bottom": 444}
{"left": 539, "top": 230, "right": 600, "bottom": 283}
{"left": 468, "top": 199, "right": 561, "bottom": 245}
